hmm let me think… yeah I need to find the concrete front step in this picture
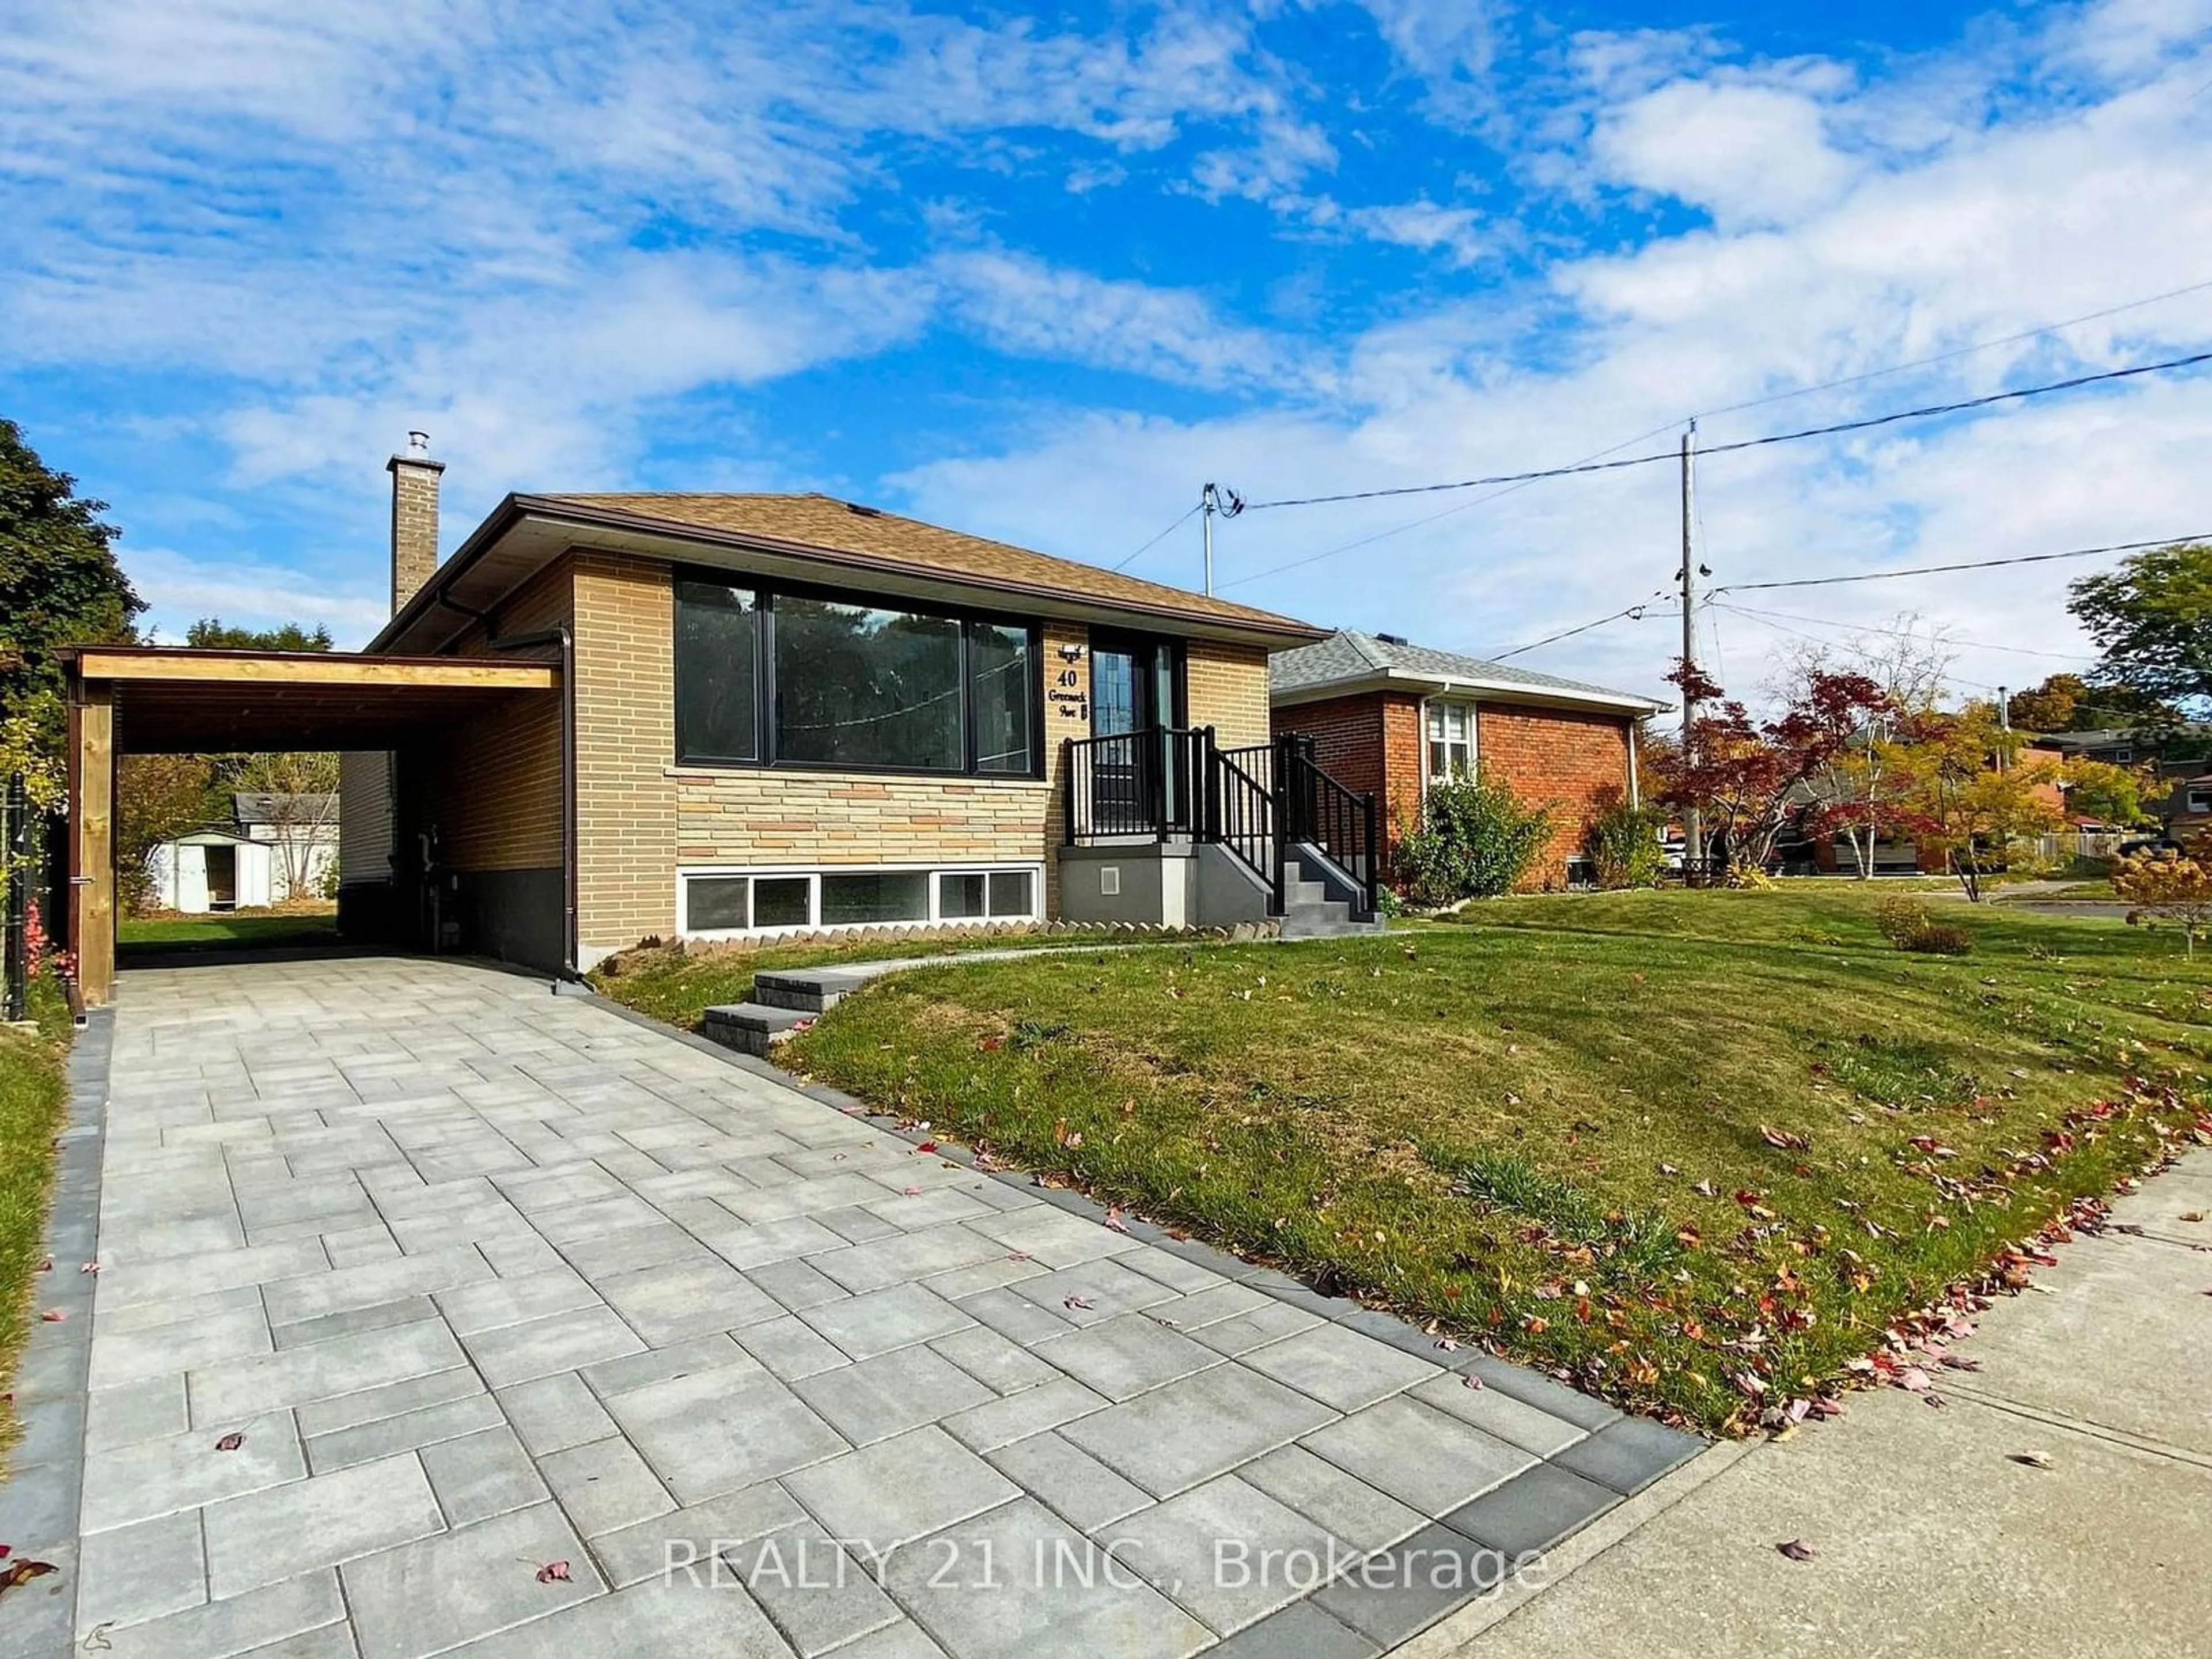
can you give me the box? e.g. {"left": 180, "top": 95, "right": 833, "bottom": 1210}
{"left": 751, "top": 968, "right": 873, "bottom": 1014}
{"left": 702, "top": 1001, "right": 817, "bottom": 1056}
{"left": 1279, "top": 916, "right": 1387, "bottom": 938}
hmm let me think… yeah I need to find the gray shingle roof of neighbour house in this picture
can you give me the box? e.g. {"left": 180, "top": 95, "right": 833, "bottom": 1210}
{"left": 1270, "top": 630, "right": 1666, "bottom": 712}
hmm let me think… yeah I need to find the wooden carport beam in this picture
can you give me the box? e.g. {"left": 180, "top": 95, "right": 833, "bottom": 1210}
{"left": 70, "top": 684, "right": 116, "bottom": 1007}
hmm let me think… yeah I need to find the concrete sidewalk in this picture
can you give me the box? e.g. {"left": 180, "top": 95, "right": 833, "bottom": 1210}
{"left": 1422, "top": 1149, "right": 2212, "bottom": 1658}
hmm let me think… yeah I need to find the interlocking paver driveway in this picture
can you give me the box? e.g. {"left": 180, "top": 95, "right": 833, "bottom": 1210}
{"left": 28, "top": 956, "right": 1697, "bottom": 1658}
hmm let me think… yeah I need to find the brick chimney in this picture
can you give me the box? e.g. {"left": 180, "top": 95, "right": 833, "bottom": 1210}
{"left": 387, "top": 430, "right": 445, "bottom": 613}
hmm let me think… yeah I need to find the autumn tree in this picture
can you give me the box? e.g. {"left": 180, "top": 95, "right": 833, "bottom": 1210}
{"left": 1891, "top": 703, "right": 2065, "bottom": 900}
{"left": 2059, "top": 757, "right": 2153, "bottom": 828}
{"left": 1661, "top": 664, "right": 1895, "bottom": 877}
{"left": 1781, "top": 619, "right": 1953, "bottom": 879}
{"left": 2115, "top": 840, "right": 2212, "bottom": 956}
{"left": 231, "top": 751, "right": 341, "bottom": 899}
{"left": 2006, "top": 672, "right": 2175, "bottom": 736}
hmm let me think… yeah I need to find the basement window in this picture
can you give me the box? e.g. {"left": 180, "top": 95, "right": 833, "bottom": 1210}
{"left": 680, "top": 864, "right": 1043, "bottom": 938}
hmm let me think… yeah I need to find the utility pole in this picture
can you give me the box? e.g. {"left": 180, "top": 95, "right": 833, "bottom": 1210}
{"left": 1679, "top": 423, "right": 1703, "bottom": 882}
{"left": 1200, "top": 482, "right": 1218, "bottom": 597}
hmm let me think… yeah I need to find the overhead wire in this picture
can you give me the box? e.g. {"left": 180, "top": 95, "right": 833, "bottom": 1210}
{"left": 1112, "top": 502, "right": 1200, "bottom": 572}
{"left": 1712, "top": 599, "right": 2100, "bottom": 663}
{"left": 1488, "top": 592, "right": 1670, "bottom": 662}
{"left": 1237, "top": 349, "right": 2212, "bottom": 514}
{"left": 1709, "top": 532, "right": 2211, "bottom": 594}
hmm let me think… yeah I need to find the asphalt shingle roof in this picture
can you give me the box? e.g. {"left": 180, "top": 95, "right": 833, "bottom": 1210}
{"left": 537, "top": 493, "right": 1324, "bottom": 639}
{"left": 1270, "top": 630, "right": 1662, "bottom": 708}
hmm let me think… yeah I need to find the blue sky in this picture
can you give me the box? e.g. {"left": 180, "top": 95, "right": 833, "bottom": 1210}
{"left": 4, "top": 0, "right": 2211, "bottom": 710}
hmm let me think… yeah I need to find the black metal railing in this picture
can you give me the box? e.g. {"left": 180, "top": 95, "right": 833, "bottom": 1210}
{"left": 1277, "top": 733, "right": 1381, "bottom": 917}
{"left": 1205, "top": 740, "right": 1283, "bottom": 912}
{"left": 1063, "top": 726, "right": 1380, "bottom": 919}
{"left": 1063, "top": 726, "right": 1206, "bottom": 843}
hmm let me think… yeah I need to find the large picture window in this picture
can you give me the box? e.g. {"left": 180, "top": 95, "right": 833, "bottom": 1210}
{"left": 673, "top": 576, "right": 1041, "bottom": 777}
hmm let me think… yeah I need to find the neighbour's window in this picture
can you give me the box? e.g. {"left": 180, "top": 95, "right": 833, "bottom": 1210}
{"left": 1427, "top": 702, "right": 1472, "bottom": 778}
{"left": 2113, "top": 748, "right": 2133, "bottom": 763}
{"left": 672, "top": 577, "right": 1040, "bottom": 776}
{"left": 2189, "top": 789, "right": 2211, "bottom": 814}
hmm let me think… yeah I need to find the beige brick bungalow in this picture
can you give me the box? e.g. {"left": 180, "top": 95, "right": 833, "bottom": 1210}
{"left": 325, "top": 439, "right": 1373, "bottom": 973}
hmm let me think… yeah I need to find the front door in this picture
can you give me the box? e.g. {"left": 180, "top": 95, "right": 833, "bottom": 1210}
{"left": 1089, "top": 634, "right": 1187, "bottom": 832}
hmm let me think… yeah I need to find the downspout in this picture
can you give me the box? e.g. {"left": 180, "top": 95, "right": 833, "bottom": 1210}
{"left": 480, "top": 623, "right": 580, "bottom": 983}
{"left": 1628, "top": 719, "right": 1641, "bottom": 810}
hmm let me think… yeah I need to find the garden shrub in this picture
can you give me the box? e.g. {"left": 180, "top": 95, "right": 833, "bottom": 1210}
{"left": 1873, "top": 892, "right": 1971, "bottom": 956}
{"left": 1583, "top": 796, "right": 1666, "bottom": 889}
{"left": 1395, "top": 772, "right": 1554, "bottom": 905}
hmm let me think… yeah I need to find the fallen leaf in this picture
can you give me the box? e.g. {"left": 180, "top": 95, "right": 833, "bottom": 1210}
{"left": 215, "top": 1431, "right": 245, "bottom": 1452}
{"left": 1895, "top": 1366, "right": 1932, "bottom": 1392}
{"left": 1006, "top": 1251, "right": 1033, "bottom": 1263}
{"left": 535, "top": 1561, "right": 572, "bottom": 1584}
{"left": 0, "top": 1559, "right": 56, "bottom": 1600}
{"left": 2008, "top": 1451, "right": 2053, "bottom": 1469}
{"left": 901, "top": 1186, "right": 923, "bottom": 1197}
{"left": 1776, "top": 1539, "right": 1816, "bottom": 1562}
{"left": 1063, "top": 1295, "right": 1097, "bottom": 1310}
{"left": 1923, "top": 1392, "right": 1947, "bottom": 1409}
{"left": 1461, "top": 1373, "right": 1484, "bottom": 1391}
{"left": 912, "top": 1141, "right": 938, "bottom": 1154}
{"left": 1104, "top": 1209, "right": 1131, "bottom": 1234}
{"left": 78, "top": 1263, "right": 99, "bottom": 1275}
{"left": 1433, "top": 1336, "right": 1460, "bottom": 1352}
{"left": 2180, "top": 1211, "right": 2206, "bottom": 1224}
{"left": 38, "top": 1310, "right": 63, "bottom": 1323}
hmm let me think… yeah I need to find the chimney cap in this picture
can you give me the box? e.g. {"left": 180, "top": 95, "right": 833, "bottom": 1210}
{"left": 388, "top": 430, "right": 446, "bottom": 474}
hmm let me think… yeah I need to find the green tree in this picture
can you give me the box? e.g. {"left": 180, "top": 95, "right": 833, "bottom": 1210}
{"left": 2060, "top": 757, "right": 2152, "bottom": 828}
{"left": 2069, "top": 543, "right": 2212, "bottom": 711}
{"left": 184, "top": 618, "right": 333, "bottom": 652}
{"left": 0, "top": 420, "right": 143, "bottom": 760}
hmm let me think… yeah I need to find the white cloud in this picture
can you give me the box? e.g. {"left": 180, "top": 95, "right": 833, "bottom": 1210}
{"left": 126, "top": 546, "right": 389, "bottom": 649}
{"left": 1590, "top": 78, "right": 1858, "bottom": 229}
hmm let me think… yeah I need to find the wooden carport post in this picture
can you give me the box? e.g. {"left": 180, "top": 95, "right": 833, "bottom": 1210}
{"left": 69, "top": 680, "right": 116, "bottom": 1006}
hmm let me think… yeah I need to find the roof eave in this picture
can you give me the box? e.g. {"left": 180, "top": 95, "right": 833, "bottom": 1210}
{"left": 1271, "top": 666, "right": 1668, "bottom": 715}
{"left": 378, "top": 496, "right": 1328, "bottom": 654}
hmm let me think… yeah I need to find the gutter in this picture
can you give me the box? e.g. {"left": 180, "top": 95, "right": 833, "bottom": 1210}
{"left": 1273, "top": 668, "right": 1670, "bottom": 717}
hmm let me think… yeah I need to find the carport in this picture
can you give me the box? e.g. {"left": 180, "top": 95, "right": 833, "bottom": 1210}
{"left": 60, "top": 646, "right": 562, "bottom": 1006}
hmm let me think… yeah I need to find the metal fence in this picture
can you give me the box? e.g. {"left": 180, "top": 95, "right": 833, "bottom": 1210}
{"left": 2, "top": 774, "right": 50, "bottom": 1025}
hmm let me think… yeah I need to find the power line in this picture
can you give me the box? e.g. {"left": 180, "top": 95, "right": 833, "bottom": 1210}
{"left": 1690, "top": 275, "right": 2212, "bottom": 423}
{"left": 1237, "top": 349, "right": 2212, "bottom": 514}
{"left": 1216, "top": 422, "right": 1684, "bottom": 592}
{"left": 1112, "top": 503, "right": 1200, "bottom": 573}
{"left": 1710, "top": 532, "right": 2211, "bottom": 594}
{"left": 1706, "top": 600, "right": 2012, "bottom": 696}
{"left": 1713, "top": 599, "right": 2100, "bottom": 663}
{"left": 1488, "top": 593, "right": 1668, "bottom": 661}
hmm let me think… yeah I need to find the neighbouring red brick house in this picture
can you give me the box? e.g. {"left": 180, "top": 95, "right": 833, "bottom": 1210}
{"left": 1269, "top": 630, "right": 1664, "bottom": 887}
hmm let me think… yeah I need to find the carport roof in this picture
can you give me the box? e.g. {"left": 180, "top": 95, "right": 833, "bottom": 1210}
{"left": 63, "top": 646, "right": 559, "bottom": 753}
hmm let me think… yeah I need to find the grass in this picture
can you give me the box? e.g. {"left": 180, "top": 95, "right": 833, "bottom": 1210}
{"left": 0, "top": 974, "right": 72, "bottom": 1451}
{"left": 592, "top": 927, "right": 1175, "bottom": 1029}
{"left": 747, "top": 888, "right": 2209, "bottom": 1434}
{"left": 119, "top": 907, "right": 340, "bottom": 949}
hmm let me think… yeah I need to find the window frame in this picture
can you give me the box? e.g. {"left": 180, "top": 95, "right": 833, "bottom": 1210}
{"left": 672, "top": 567, "right": 1047, "bottom": 780}
{"left": 1423, "top": 697, "right": 1476, "bottom": 783}
{"left": 678, "top": 862, "right": 1047, "bottom": 940}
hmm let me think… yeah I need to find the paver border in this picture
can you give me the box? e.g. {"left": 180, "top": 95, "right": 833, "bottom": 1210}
{"left": 1, "top": 1005, "right": 113, "bottom": 1658}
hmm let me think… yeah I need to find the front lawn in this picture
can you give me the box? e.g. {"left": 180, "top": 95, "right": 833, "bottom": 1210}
{"left": 0, "top": 975, "right": 72, "bottom": 1450}
{"left": 772, "top": 889, "right": 2209, "bottom": 1433}
{"left": 119, "top": 908, "right": 340, "bottom": 950}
